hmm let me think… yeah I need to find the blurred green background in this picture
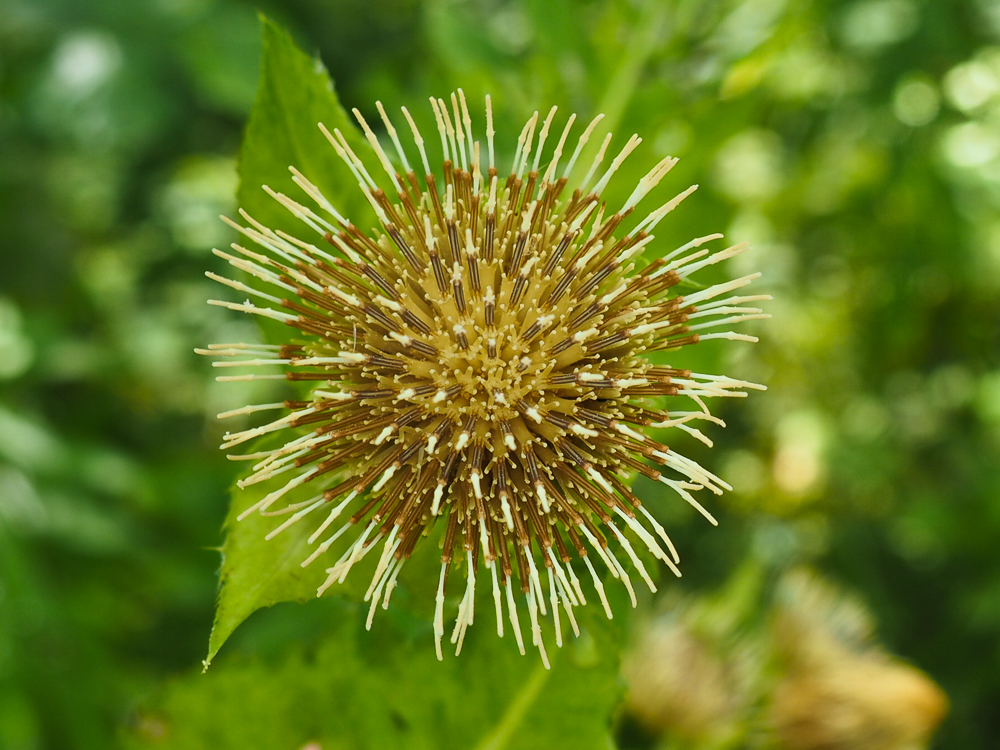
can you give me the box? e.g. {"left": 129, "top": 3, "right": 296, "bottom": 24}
{"left": 1, "top": 0, "right": 999, "bottom": 747}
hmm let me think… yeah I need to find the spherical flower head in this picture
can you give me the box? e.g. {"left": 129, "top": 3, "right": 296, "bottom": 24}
{"left": 201, "top": 91, "right": 768, "bottom": 667}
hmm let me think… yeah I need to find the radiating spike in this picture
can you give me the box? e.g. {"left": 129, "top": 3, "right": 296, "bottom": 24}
{"left": 591, "top": 133, "right": 641, "bottom": 197}
{"left": 579, "top": 131, "right": 613, "bottom": 194}
{"left": 562, "top": 113, "right": 605, "bottom": 180}
{"left": 375, "top": 100, "right": 412, "bottom": 174}
{"left": 505, "top": 576, "right": 526, "bottom": 655}
{"left": 400, "top": 105, "right": 432, "bottom": 176}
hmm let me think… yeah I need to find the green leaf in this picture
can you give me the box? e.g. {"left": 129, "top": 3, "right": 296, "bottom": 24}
{"left": 207, "top": 17, "right": 385, "bottom": 664}
{"left": 130, "top": 599, "right": 625, "bottom": 750}
{"left": 206, "top": 430, "right": 447, "bottom": 665}
{"left": 236, "top": 15, "right": 376, "bottom": 251}
{"left": 205, "top": 440, "right": 344, "bottom": 664}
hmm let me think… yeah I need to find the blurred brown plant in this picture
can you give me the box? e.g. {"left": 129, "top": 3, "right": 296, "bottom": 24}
{"left": 770, "top": 570, "right": 948, "bottom": 750}
{"left": 623, "top": 614, "right": 746, "bottom": 745}
{"left": 622, "top": 567, "right": 948, "bottom": 750}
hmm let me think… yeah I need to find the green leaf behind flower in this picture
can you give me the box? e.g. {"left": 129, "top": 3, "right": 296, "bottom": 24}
{"left": 209, "top": 18, "right": 384, "bottom": 662}
{"left": 206, "top": 436, "right": 348, "bottom": 664}
{"left": 132, "top": 599, "right": 624, "bottom": 750}
{"left": 236, "top": 15, "right": 376, "bottom": 249}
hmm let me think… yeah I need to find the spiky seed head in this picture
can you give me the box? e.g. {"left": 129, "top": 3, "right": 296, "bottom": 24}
{"left": 200, "top": 91, "right": 769, "bottom": 666}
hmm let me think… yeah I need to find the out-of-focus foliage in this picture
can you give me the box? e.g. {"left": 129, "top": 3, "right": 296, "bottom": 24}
{"left": 1, "top": 0, "right": 999, "bottom": 748}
